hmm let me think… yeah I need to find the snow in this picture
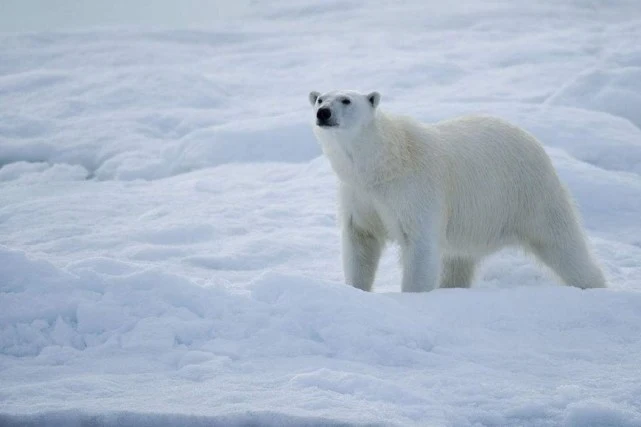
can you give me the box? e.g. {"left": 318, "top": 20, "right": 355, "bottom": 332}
{"left": 1, "top": 1, "right": 641, "bottom": 426}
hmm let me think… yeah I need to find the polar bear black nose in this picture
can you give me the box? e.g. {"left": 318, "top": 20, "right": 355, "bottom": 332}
{"left": 317, "top": 108, "right": 331, "bottom": 121}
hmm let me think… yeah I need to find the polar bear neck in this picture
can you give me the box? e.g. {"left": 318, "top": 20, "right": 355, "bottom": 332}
{"left": 321, "top": 111, "right": 432, "bottom": 188}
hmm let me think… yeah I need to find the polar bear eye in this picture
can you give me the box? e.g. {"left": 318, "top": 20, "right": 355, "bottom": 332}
{"left": 317, "top": 98, "right": 323, "bottom": 104}
{"left": 341, "top": 99, "right": 351, "bottom": 105}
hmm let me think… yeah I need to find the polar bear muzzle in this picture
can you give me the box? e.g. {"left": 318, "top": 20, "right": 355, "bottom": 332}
{"left": 316, "top": 107, "right": 336, "bottom": 127}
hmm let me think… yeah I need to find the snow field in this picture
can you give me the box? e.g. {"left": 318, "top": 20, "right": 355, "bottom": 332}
{"left": 2, "top": 0, "right": 641, "bottom": 425}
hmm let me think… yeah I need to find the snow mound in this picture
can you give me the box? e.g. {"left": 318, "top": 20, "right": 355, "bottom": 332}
{"left": 563, "top": 400, "right": 641, "bottom": 427}
{"left": 0, "top": 31, "right": 321, "bottom": 181}
{"left": 0, "top": 248, "right": 433, "bottom": 366}
{"left": 546, "top": 36, "right": 641, "bottom": 131}
{"left": 0, "top": 113, "right": 319, "bottom": 181}
{"left": 3, "top": 247, "right": 641, "bottom": 426}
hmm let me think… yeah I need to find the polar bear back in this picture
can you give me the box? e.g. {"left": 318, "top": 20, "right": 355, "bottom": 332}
{"left": 420, "top": 115, "right": 572, "bottom": 256}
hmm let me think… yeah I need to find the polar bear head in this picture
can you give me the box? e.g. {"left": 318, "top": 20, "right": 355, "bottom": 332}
{"left": 308, "top": 90, "right": 381, "bottom": 134}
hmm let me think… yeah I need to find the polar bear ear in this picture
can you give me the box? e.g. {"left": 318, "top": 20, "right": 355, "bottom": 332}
{"left": 309, "top": 91, "right": 321, "bottom": 107}
{"left": 367, "top": 92, "right": 381, "bottom": 108}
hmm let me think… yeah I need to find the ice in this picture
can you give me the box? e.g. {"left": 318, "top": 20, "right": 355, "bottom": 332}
{"left": 2, "top": 0, "right": 641, "bottom": 426}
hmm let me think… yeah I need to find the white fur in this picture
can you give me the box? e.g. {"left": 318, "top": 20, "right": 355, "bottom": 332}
{"left": 309, "top": 90, "right": 606, "bottom": 292}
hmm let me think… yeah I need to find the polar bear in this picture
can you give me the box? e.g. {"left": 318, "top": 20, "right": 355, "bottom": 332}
{"left": 309, "top": 89, "right": 606, "bottom": 292}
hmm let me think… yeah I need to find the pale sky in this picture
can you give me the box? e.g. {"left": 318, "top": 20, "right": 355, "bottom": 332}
{"left": 0, "top": 0, "right": 252, "bottom": 32}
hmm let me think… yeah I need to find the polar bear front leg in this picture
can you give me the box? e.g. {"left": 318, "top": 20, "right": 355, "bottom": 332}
{"left": 342, "top": 217, "right": 383, "bottom": 292}
{"left": 400, "top": 230, "right": 441, "bottom": 293}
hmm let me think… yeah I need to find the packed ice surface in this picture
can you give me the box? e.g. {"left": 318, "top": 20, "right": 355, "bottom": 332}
{"left": 2, "top": 1, "right": 641, "bottom": 426}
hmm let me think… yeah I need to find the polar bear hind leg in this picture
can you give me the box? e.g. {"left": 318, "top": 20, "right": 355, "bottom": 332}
{"left": 440, "top": 256, "right": 477, "bottom": 288}
{"left": 524, "top": 203, "right": 606, "bottom": 289}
